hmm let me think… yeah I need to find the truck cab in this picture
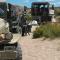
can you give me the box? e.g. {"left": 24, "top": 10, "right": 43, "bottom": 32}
{"left": 31, "top": 2, "right": 54, "bottom": 24}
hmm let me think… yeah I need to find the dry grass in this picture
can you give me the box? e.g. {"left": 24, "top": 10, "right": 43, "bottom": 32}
{"left": 33, "top": 23, "right": 60, "bottom": 38}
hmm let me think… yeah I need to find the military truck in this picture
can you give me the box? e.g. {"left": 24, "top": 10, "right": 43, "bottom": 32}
{"left": 0, "top": 18, "right": 22, "bottom": 59}
{"left": 0, "top": 2, "right": 22, "bottom": 59}
{"left": 0, "top": 18, "right": 22, "bottom": 60}
{"left": 31, "top": 2, "right": 54, "bottom": 24}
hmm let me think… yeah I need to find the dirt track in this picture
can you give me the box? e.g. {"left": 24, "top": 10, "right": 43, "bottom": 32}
{"left": 19, "top": 26, "right": 60, "bottom": 60}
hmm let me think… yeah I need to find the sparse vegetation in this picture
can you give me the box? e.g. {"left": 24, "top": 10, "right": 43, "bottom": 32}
{"left": 25, "top": 14, "right": 32, "bottom": 21}
{"left": 56, "top": 16, "right": 60, "bottom": 22}
{"left": 55, "top": 7, "right": 60, "bottom": 16}
{"left": 33, "top": 23, "right": 60, "bottom": 38}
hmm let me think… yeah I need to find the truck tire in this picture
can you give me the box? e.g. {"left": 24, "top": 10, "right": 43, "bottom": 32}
{"left": 16, "top": 43, "right": 22, "bottom": 60}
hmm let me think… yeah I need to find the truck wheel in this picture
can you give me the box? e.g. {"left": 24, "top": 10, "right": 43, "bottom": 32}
{"left": 16, "top": 43, "right": 22, "bottom": 60}
{"left": 17, "top": 52, "right": 22, "bottom": 60}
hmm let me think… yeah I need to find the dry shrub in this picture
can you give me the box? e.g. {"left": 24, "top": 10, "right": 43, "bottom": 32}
{"left": 33, "top": 23, "right": 60, "bottom": 38}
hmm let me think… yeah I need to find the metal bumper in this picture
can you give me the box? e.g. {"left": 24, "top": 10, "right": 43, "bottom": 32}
{"left": 0, "top": 51, "right": 17, "bottom": 60}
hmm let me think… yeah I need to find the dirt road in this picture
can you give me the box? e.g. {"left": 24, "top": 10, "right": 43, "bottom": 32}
{"left": 18, "top": 26, "right": 60, "bottom": 60}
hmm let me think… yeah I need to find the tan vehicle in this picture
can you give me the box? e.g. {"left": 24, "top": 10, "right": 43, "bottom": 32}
{"left": 0, "top": 18, "right": 22, "bottom": 60}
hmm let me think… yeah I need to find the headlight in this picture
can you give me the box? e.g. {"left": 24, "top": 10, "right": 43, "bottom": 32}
{"left": 5, "top": 32, "right": 13, "bottom": 40}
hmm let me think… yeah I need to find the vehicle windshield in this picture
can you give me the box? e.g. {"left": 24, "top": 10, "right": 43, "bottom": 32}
{"left": 0, "top": 2, "right": 7, "bottom": 19}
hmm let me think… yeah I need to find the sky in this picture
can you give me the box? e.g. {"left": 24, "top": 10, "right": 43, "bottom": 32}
{"left": 7, "top": 0, "right": 60, "bottom": 7}
{"left": 0, "top": 0, "right": 6, "bottom": 2}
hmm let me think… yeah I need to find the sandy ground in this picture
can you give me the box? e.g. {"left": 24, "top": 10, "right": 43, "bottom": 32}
{"left": 18, "top": 26, "right": 60, "bottom": 60}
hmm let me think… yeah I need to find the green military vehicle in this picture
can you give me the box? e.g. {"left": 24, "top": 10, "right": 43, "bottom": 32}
{"left": 0, "top": 9, "right": 22, "bottom": 60}
{"left": 0, "top": 18, "right": 22, "bottom": 60}
{"left": 0, "top": 2, "right": 22, "bottom": 59}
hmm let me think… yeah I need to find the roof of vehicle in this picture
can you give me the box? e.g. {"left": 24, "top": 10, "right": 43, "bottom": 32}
{"left": 32, "top": 2, "right": 49, "bottom": 5}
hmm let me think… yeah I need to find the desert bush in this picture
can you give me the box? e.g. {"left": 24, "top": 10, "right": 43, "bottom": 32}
{"left": 56, "top": 16, "right": 60, "bottom": 22}
{"left": 33, "top": 23, "right": 60, "bottom": 38}
{"left": 55, "top": 8, "right": 60, "bottom": 16}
